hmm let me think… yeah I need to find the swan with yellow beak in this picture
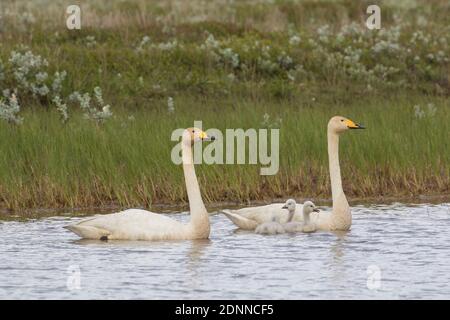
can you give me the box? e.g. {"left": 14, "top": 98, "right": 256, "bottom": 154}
{"left": 221, "top": 116, "right": 365, "bottom": 231}
{"left": 65, "top": 127, "right": 216, "bottom": 241}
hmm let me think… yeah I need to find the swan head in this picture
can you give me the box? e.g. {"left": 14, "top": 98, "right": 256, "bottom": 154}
{"left": 328, "top": 116, "right": 365, "bottom": 134}
{"left": 303, "top": 201, "right": 320, "bottom": 214}
{"left": 282, "top": 198, "right": 296, "bottom": 211}
{"left": 184, "top": 127, "right": 215, "bottom": 145}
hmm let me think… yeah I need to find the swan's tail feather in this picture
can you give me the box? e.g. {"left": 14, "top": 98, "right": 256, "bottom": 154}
{"left": 220, "top": 210, "right": 258, "bottom": 230}
{"left": 64, "top": 223, "right": 110, "bottom": 240}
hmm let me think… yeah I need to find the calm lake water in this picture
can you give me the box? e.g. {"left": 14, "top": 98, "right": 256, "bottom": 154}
{"left": 0, "top": 202, "right": 449, "bottom": 299}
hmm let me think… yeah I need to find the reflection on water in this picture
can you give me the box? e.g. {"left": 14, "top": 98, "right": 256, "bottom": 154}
{"left": 0, "top": 203, "right": 450, "bottom": 299}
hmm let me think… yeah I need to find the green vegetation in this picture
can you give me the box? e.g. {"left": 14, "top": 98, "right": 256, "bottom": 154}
{"left": 0, "top": 0, "right": 449, "bottom": 211}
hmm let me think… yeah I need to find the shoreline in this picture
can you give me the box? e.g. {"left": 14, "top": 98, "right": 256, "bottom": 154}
{"left": 1, "top": 193, "right": 449, "bottom": 219}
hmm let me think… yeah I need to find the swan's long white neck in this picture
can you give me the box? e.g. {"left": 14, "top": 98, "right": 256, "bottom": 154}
{"left": 327, "top": 127, "right": 350, "bottom": 222}
{"left": 181, "top": 136, "right": 209, "bottom": 231}
{"left": 328, "top": 130, "right": 343, "bottom": 202}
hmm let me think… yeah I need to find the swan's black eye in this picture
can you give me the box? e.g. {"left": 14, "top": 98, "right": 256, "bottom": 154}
{"left": 192, "top": 130, "right": 195, "bottom": 133}
{"left": 341, "top": 119, "right": 344, "bottom": 122}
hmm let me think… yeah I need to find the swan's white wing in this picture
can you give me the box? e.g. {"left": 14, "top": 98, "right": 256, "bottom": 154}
{"left": 65, "top": 209, "right": 188, "bottom": 240}
{"left": 221, "top": 210, "right": 259, "bottom": 230}
{"left": 311, "top": 210, "right": 334, "bottom": 231}
{"left": 223, "top": 203, "right": 305, "bottom": 226}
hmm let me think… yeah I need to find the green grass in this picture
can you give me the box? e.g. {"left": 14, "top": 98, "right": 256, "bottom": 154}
{"left": 0, "top": 94, "right": 448, "bottom": 210}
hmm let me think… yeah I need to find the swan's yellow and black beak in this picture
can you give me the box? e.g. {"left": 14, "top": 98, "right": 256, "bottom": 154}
{"left": 200, "top": 131, "right": 215, "bottom": 141}
{"left": 282, "top": 205, "right": 288, "bottom": 209}
{"left": 345, "top": 119, "right": 365, "bottom": 129}
{"left": 313, "top": 208, "right": 320, "bottom": 213}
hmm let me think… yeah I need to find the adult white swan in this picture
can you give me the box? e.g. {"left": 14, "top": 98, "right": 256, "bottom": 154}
{"left": 221, "top": 116, "right": 364, "bottom": 231}
{"left": 65, "top": 128, "right": 215, "bottom": 241}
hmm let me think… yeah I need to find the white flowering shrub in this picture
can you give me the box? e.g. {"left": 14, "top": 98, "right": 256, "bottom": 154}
{"left": 289, "top": 35, "right": 301, "bottom": 46}
{"left": 201, "top": 34, "right": 303, "bottom": 78}
{"left": 52, "top": 95, "right": 69, "bottom": 123}
{"left": 85, "top": 36, "right": 97, "bottom": 48}
{"left": 0, "top": 48, "right": 116, "bottom": 125}
{"left": 155, "top": 40, "right": 179, "bottom": 51}
{"left": 69, "top": 87, "right": 113, "bottom": 123}
{"left": 414, "top": 103, "right": 437, "bottom": 119}
{"left": 0, "top": 93, "right": 23, "bottom": 125}
{"left": 173, "top": 15, "right": 449, "bottom": 94}
{"left": 52, "top": 71, "right": 67, "bottom": 94}
{"left": 201, "top": 34, "right": 240, "bottom": 70}
{"left": 1, "top": 2, "right": 449, "bottom": 106}
{"left": 1, "top": 51, "right": 58, "bottom": 123}
{"left": 135, "top": 36, "right": 151, "bottom": 52}
{"left": 261, "top": 113, "right": 282, "bottom": 129}
{"left": 8, "top": 51, "right": 50, "bottom": 97}
{"left": 167, "top": 97, "right": 175, "bottom": 113}
{"left": 135, "top": 36, "right": 180, "bottom": 52}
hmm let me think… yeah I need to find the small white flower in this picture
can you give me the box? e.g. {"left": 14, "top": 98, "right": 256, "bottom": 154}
{"left": 136, "top": 36, "right": 151, "bottom": 52}
{"left": 167, "top": 97, "right": 175, "bottom": 113}
{"left": 289, "top": 35, "right": 301, "bottom": 46}
{"left": 157, "top": 40, "right": 178, "bottom": 51}
{"left": 414, "top": 105, "right": 425, "bottom": 119}
{"left": 53, "top": 95, "right": 69, "bottom": 123}
{"left": 35, "top": 71, "right": 48, "bottom": 83}
{"left": 287, "top": 71, "right": 295, "bottom": 81}
{"left": 85, "top": 36, "right": 97, "bottom": 48}
{"left": 52, "top": 70, "right": 67, "bottom": 93}
{"left": 0, "top": 93, "right": 23, "bottom": 125}
{"left": 72, "top": 87, "right": 113, "bottom": 123}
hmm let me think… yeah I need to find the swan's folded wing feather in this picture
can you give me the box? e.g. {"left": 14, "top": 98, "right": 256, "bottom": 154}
{"left": 311, "top": 211, "right": 333, "bottom": 231}
{"left": 226, "top": 204, "right": 285, "bottom": 224}
{"left": 225, "top": 203, "right": 305, "bottom": 224}
{"left": 221, "top": 210, "right": 259, "bottom": 230}
{"left": 68, "top": 209, "right": 187, "bottom": 240}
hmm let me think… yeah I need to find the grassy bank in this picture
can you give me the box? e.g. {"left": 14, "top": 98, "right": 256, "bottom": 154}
{"left": 0, "top": 94, "right": 449, "bottom": 210}
{"left": 0, "top": 0, "right": 449, "bottom": 211}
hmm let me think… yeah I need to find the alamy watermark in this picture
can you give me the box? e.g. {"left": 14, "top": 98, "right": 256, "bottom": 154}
{"left": 366, "top": 5, "right": 381, "bottom": 30}
{"left": 171, "top": 121, "right": 279, "bottom": 176}
{"left": 66, "top": 5, "right": 81, "bottom": 30}
{"left": 366, "top": 265, "right": 382, "bottom": 290}
{"left": 65, "top": 4, "right": 381, "bottom": 31}
{"left": 67, "top": 265, "right": 81, "bottom": 291}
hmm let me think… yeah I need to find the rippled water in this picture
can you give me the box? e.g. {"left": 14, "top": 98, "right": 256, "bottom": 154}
{"left": 0, "top": 203, "right": 449, "bottom": 299}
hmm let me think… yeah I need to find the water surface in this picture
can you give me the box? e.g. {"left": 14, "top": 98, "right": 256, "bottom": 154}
{"left": 0, "top": 203, "right": 449, "bottom": 299}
